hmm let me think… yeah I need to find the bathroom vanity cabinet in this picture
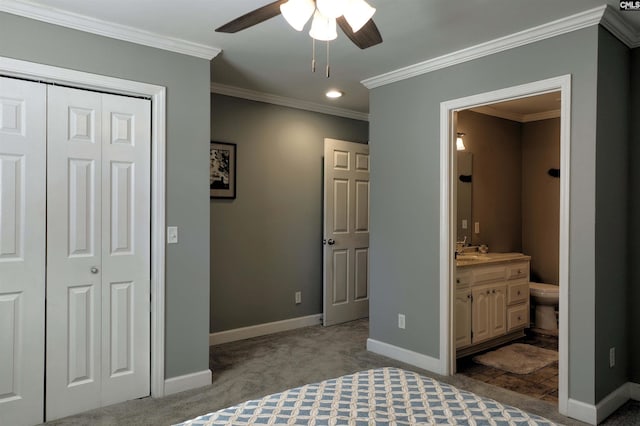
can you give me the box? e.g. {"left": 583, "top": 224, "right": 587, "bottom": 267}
{"left": 455, "top": 254, "right": 530, "bottom": 358}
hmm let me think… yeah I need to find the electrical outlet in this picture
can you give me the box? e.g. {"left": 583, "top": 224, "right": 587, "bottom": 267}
{"left": 474, "top": 222, "right": 480, "bottom": 234}
{"left": 398, "top": 314, "right": 406, "bottom": 329}
{"left": 610, "top": 347, "right": 615, "bottom": 368}
{"left": 167, "top": 226, "right": 178, "bottom": 244}
{"left": 295, "top": 291, "right": 302, "bottom": 304}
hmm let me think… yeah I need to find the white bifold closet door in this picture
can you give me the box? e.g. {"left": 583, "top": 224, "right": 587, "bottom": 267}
{"left": 0, "top": 77, "right": 151, "bottom": 425}
{"left": 0, "top": 77, "right": 47, "bottom": 426}
{"left": 45, "top": 85, "right": 151, "bottom": 420}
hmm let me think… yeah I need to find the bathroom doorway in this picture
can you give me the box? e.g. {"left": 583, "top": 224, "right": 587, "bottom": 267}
{"left": 438, "top": 76, "right": 571, "bottom": 415}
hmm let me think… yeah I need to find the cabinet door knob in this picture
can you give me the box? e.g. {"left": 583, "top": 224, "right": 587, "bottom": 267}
{"left": 517, "top": 290, "right": 521, "bottom": 295}
{"left": 456, "top": 279, "right": 460, "bottom": 284}
{"left": 486, "top": 290, "right": 490, "bottom": 294}
{"left": 492, "top": 289, "right": 496, "bottom": 294}
{"left": 518, "top": 316, "right": 522, "bottom": 321}
{"left": 90, "top": 266, "right": 99, "bottom": 274}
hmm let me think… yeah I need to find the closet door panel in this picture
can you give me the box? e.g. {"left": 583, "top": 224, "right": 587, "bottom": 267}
{"left": 46, "top": 85, "right": 102, "bottom": 421}
{"left": 100, "top": 94, "right": 151, "bottom": 405}
{"left": 0, "top": 77, "right": 46, "bottom": 426}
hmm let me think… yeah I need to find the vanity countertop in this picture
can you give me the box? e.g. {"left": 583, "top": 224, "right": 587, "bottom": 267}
{"left": 456, "top": 252, "right": 531, "bottom": 268}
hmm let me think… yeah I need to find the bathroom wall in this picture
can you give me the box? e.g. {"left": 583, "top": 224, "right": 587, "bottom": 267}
{"left": 522, "top": 118, "right": 560, "bottom": 284}
{"left": 457, "top": 110, "right": 522, "bottom": 252}
{"left": 210, "top": 94, "right": 369, "bottom": 332}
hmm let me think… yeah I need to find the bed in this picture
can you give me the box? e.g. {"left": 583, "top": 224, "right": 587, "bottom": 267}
{"left": 176, "top": 367, "right": 556, "bottom": 425}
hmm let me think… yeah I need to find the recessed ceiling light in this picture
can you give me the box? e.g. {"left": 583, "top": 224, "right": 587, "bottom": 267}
{"left": 326, "top": 89, "right": 343, "bottom": 99}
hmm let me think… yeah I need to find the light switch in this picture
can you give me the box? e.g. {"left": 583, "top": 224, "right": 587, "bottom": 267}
{"left": 167, "top": 226, "right": 178, "bottom": 244}
{"left": 474, "top": 222, "right": 480, "bottom": 234}
{"left": 462, "top": 219, "right": 468, "bottom": 229}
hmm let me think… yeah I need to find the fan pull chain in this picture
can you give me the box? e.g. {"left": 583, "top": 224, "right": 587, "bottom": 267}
{"left": 326, "top": 41, "right": 330, "bottom": 78}
{"left": 311, "top": 38, "right": 316, "bottom": 72}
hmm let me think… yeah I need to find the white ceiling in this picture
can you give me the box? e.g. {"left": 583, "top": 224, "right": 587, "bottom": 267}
{"left": 4, "top": 0, "right": 639, "bottom": 115}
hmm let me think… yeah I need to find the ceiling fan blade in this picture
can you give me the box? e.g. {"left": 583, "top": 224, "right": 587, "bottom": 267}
{"left": 336, "top": 17, "right": 383, "bottom": 49}
{"left": 216, "top": 0, "right": 288, "bottom": 33}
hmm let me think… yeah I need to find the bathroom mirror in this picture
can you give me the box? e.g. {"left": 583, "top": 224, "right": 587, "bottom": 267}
{"left": 457, "top": 152, "right": 472, "bottom": 244}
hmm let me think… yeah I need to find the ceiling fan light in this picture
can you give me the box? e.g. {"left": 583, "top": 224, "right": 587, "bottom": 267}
{"left": 343, "top": 0, "right": 376, "bottom": 32}
{"left": 316, "top": 0, "right": 344, "bottom": 19}
{"left": 280, "top": 0, "right": 315, "bottom": 31}
{"left": 309, "top": 10, "right": 337, "bottom": 41}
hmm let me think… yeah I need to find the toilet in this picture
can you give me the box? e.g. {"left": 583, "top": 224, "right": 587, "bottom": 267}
{"left": 529, "top": 282, "right": 559, "bottom": 330}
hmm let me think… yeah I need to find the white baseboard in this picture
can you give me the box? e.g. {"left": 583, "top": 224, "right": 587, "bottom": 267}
{"left": 596, "top": 382, "right": 630, "bottom": 424}
{"left": 567, "top": 398, "right": 597, "bottom": 424}
{"left": 628, "top": 382, "right": 640, "bottom": 400}
{"left": 164, "top": 369, "right": 212, "bottom": 396}
{"left": 566, "top": 381, "right": 640, "bottom": 425}
{"left": 366, "top": 338, "right": 444, "bottom": 375}
{"left": 209, "top": 314, "right": 323, "bottom": 346}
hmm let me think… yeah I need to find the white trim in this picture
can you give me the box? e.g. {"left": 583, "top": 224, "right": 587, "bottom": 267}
{"left": 209, "top": 314, "right": 322, "bottom": 346}
{"left": 164, "top": 370, "right": 212, "bottom": 396}
{"left": 211, "top": 83, "right": 369, "bottom": 122}
{"left": 469, "top": 106, "right": 561, "bottom": 123}
{"left": 367, "top": 339, "right": 445, "bottom": 375}
{"left": 596, "top": 382, "right": 630, "bottom": 424}
{"left": 566, "top": 381, "right": 638, "bottom": 425}
{"left": 439, "top": 76, "right": 571, "bottom": 415}
{"left": 567, "top": 398, "right": 597, "bottom": 425}
{"left": 0, "top": 0, "right": 221, "bottom": 60}
{"left": 601, "top": 4, "right": 640, "bottom": 48}
{"left": 628, "top": 382, "right": 640, "bottom": 400}
{"left": 0, "top": 56, "right": 167, "bottom": 398}
{"left": 362, "top": 6, "right": 605, "bottom": 89}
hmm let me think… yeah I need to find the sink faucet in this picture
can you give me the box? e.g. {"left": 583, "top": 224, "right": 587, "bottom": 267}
{"left": 455, "top": 236, "right": 467, "bottom": 258}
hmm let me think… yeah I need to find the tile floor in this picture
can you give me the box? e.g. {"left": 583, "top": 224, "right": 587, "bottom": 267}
{"left": 457, "top": 331, "right": 559, "bottom": 403}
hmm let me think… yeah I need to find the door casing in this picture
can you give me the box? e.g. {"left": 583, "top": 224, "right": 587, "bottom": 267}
{"left": 439, "top": 75, "right": 571, "bottom": 415}
{"left": 0, "top": 56, "right": 167, "bottom": 398}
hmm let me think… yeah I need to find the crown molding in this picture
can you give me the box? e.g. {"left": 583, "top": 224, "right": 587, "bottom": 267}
{"left": 0, "top": 0, "right": 222, "bottom": 60}
{"left": 362, "top": 6, "right": 608, "bottom": 89}
{"left": 210, "top": 83, "right": 370, "bottom": 122}
{"left": 601, "top": 4, "right": 640, "bottom": 48}
{"left": 470, "top": 105, "right": 561, "bottom": 123}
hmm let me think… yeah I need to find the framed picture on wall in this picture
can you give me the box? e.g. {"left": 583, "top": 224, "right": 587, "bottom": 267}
{"left": 210, "top": 141, "right": 236, "bottom": 199}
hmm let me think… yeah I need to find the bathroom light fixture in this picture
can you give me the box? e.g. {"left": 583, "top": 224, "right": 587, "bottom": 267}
{"left": 326, "top": 89, "right": 343, "bottom": 98}
{"left": 279, "top": 0, "right": 377, "bottom": 77}
{"left": 456, "top": 133, "right": 466, "bottom": 151}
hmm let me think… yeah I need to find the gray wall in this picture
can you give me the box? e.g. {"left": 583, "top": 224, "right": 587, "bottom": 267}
{"left": 594, "top": 28, "right": 630, "bottom": 401}
{"left": 369, "top": 27, "right": 600, "bottom": 404}
{"left": 210, "top": 94, "right": 369, "bottom": 332}
{"left": 457, "top": 110, "right": 522, "bottom": 252}
{"left": 522, "top": 118, "right": 560, "bottom": 285}
{"left": 630, "top": 47, "right": 640, "bottom": 383}
{"left": 0, "top": 12, "right": 211, "bottom": 379}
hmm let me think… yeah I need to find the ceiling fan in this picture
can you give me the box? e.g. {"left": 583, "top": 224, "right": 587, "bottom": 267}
{"left": 215, "top": 0, "right": 383, "bottom": 50}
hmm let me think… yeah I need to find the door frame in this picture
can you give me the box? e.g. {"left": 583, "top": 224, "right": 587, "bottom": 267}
{"left": 438, "top": 75, "right": 571, "bottom": 415}
{"left": 0, "top": 56, "right": 167, "bottom": 398}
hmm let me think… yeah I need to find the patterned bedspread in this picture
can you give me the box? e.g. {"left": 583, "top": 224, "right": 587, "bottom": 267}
{"left": 177, "top": 367, "right": 556, "bottom": 425}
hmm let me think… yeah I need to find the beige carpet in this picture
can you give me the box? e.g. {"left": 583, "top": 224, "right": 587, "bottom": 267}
{"left": 473, "top": 343, "right": 558, "bottom": 374}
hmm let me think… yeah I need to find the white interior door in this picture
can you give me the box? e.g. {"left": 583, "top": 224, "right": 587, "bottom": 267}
{"left": 46, "top": 85, "right": 150, "bottom": 420}
{"left": 0, "top": 77, "right": 46, "bottom": 426}
{"left": 323, "top": 138, "right": 370, "bottom": 326}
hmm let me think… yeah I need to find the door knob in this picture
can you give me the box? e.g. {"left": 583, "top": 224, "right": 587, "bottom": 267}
{"left": 327, "top": 239, "right": 336, "bottom": 245}
{"left": 90, "top": 267, "right": 99, "bottom": 274}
